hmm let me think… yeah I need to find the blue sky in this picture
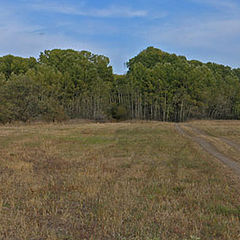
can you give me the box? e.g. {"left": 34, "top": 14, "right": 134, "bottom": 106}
{"left": 0, "top": 0, "right": 240, "bottom": 73}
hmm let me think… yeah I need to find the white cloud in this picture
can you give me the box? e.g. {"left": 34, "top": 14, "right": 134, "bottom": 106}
{"left": 1, "top": 0, "right": 239, "bottom": 72}
{"left": 142, "top": 1, "right": 240, "bottom": 59}
{"left": 0, "top": 9, "right": 102, "bottom": 58}
{"left": 148, "top": 18, "right": 240, "bottom": 48}
{"left": 0, "top": 27, "right": 128, "bottom": 73}
{"left": 0, "top": 5, "right": 125, "bottom": 72}
{"left": 190, "top": 0, "right": 238, "bottom": 10}
{"left": 143, "top": 15, "right": 240, "bottom": 67}
{"left": 0, "top": 30, "right": 99, "bottom": 58}
{"left": 29, "top": 2, "right": 148, "bottom": 18}
{"left": 91, "top": 6, "right": 147, "bottom": 18}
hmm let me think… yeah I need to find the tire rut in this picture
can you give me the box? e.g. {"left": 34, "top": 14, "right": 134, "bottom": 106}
{"left": 175, "top": 124, "right": 240, "bottom": 177}
{"left": 186, "top": 125, "right": 240, "bottom": 151}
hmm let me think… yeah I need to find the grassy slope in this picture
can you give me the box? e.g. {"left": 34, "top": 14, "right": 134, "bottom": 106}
{"left": 0, "top": 121, "right": 240, "bottom": 240}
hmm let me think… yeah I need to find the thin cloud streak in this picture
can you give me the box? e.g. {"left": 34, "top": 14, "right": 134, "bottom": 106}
{"left": 0, "top": 1, "right": 133, "bottom": 73}
{"left": 140, "top": 0, "right": 240, "bottom": 68}
{"left": 1, "top": 0, "right": 240, "bottom": 72}
{"left": 0, "top": 6, "right": 103, "bottom": 58}
{"left": 144, "top": 15, "right": 240, "bottom": 67}
{"left": 29, "top": 2, "right": 148, "bottom": 18}
{"left": 190, "top": 0, "right": 239, "bottom": 12}
{"left": 148, "top": 18, "right": 240, "bottom": 48}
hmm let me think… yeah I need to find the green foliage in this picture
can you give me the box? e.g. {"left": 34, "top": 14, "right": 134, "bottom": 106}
{"left": 39, "top": 49, "right": 113, "bottom": 119}
{"left": 123, "top": 47, "right": 240, "bottom": 121}
{"left": 0, "top": 74, "right": 67, "bottom": 122}
{"left": 0, "top": 47, "right": 240, "bottom": 123}
{"left": 233, "top": 102, "right": 240, "bottom": 119}
{"left": 0, "top": 74, "right": 42, "bottom": 122}
{"left": 0, "top": 55, "right": 37, "bottom": 79}
{"left": 109, "top": 103, "right": 128, "bottom": 120}
{"left": 0, "top": 73, "right": 6, "bottom": 86}
{"left": 39, "top": 98, "right": 68, "bottom": 122}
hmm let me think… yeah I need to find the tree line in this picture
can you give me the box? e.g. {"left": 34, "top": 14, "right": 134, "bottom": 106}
{"left": 0, "top": 47, "right": 240, "bottom": 123}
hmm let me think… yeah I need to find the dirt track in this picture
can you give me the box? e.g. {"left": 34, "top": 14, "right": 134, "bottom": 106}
{"left": 176, "top": 124, "right": 240, "bottom": 177}
{"left": 187, "top": 124, "right": 240, "bottom": 152}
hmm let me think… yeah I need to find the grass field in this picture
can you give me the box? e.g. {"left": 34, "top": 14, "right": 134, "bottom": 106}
{"left": 0, "top": 121, "right": 240, "bottom": 240}
{"left": 185, "top": 121, "right": 240, "bottom": 164}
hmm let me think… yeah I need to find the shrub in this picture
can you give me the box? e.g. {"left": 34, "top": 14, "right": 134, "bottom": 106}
{"left": 109, "top": 103, "right": 128, "bottom": 120}
{"left": 0, "top": 74, "right": 68, "bottom": 123}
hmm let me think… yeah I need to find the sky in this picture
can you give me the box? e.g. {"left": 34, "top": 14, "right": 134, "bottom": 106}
{"left": 0, "top": 0, "right": 240, "bottom": 74}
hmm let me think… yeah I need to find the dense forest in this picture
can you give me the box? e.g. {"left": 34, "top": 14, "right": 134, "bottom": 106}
{"left": 0, "top": 47, "right": 240, "bottom": 123}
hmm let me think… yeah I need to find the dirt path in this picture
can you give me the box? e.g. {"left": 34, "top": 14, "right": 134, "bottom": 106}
{"left": 176, "top": 124, "right": 240, "bottom": 177}
{"left": 186, "top": 124, "right": 240, "bottom": 151}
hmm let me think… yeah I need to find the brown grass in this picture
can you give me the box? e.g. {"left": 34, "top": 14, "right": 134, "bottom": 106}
{"left": 187, "top": 120, "right": 240, "bottom": 142}
{"left": 186, "top": 120, "right": 240, "bottom": 163}
{"left": 0, "top": 121, "right": 240, "bottom": 240}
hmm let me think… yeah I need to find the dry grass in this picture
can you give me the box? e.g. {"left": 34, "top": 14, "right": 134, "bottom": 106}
{"left": 188, "top": 120, "right": 240, "bottom": 142}
{"left": 0, "top": 121, "right": 240, "bottom": 240}
{"left": 187, "top": 120, "right": 240, "bottom": 163}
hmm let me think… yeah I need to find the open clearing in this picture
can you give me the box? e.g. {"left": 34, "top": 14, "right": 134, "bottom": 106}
{"left": 0, "top": 121, "right": 240, "bottom": 240}
{"left": 176, "top": 123, "right": 240, "bottom": 176}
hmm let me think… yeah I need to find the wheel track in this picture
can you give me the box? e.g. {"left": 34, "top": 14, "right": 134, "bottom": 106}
{"left": 186, "top": 124, "right": 240, "bottom": 152}
{"left": 175, "top": 124, "right": 240, "bottom": 177}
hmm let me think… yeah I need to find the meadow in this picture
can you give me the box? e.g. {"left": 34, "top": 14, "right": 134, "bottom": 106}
{"left": 0, "top": 121, "right": 240, "bottom": 240}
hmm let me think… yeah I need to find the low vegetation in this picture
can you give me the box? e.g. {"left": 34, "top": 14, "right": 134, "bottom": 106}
{"left": 0, "top": 121, "right": 240, "bottom": 239}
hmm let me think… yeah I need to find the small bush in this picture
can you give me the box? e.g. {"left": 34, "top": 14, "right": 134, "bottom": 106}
{"left": 109, "top": 103, "right": 128, "bottom": 120}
